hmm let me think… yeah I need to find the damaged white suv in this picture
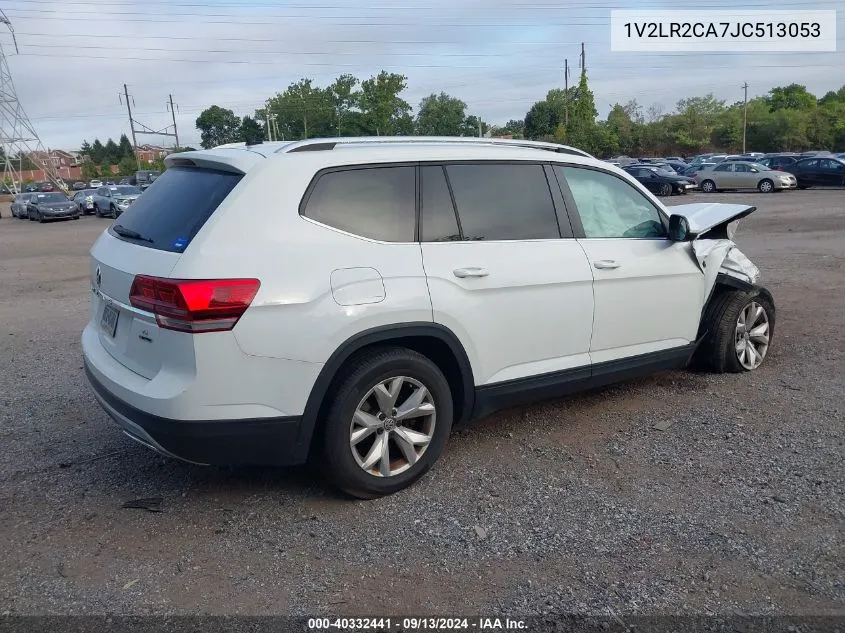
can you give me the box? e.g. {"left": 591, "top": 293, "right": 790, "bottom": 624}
{"left": 82, "top": 137, "right": 775, "bottom": 498}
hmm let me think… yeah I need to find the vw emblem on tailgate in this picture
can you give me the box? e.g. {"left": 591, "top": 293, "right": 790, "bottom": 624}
{"left": 95, "top": 266, "right": 102, "bottom": 288}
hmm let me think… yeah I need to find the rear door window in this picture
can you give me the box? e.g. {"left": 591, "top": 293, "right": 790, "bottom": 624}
{"left": 302, "top": 166, "right": 416, "bottom": 242}
{"left": 108, "top": 166, "right": 242, "bottom": 252}
{"left": 420, "top": 165, "right": 461, "bottom": 242}
{"left": 444, "top": 163, "right": 559, "bottom": 241}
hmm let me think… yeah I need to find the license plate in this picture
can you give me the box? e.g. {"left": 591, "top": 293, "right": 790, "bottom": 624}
{"left": 100, "top": 303, "right": 120, "bottom": 337}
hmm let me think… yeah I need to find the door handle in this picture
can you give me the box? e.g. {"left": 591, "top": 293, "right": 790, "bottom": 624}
{"left": 453, "top": 267, "right": 489, "bottom": 278}
{"left": 593, "top": 260, "right": 621, "bottom": 270}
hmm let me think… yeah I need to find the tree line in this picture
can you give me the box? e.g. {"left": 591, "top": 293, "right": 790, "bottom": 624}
{"left": 194, "top": 69, "right": 845, "bottom": 156}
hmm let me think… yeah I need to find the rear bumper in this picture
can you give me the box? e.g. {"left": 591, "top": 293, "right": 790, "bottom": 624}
{"left": 84, "top": 360, "right": 307, "bottom": 466}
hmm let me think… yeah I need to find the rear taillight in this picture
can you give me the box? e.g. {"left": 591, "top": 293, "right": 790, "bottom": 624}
{"left": 129, "top": 275, "right": 260, "bottom": 333}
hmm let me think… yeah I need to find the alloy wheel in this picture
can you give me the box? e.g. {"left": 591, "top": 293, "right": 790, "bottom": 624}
{"left": 735, "top": 301, "right": 770, "bottom": 370}
{"left": 349, "top": 376, "right": 436, "bottom": 477}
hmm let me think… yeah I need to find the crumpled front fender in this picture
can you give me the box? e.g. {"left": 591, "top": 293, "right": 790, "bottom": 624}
{"left": 692, "top": 239, "right": 761, "bottom": 305}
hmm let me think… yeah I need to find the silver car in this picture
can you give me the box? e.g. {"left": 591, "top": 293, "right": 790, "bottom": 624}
{"left": 696, "top": 161, "right": 797, "bottom": 193}
{"left": 90, "top": 185, "right": 142, "bottom": 218}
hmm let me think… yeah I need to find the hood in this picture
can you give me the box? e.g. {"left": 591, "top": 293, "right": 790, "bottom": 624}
{"left": 40, "top": 201, "right": 75, "bottom": 209}
{"left": 115, "top": 194, "right": 140, "bottom": 202}
{"left": 666, "top": 202, "right": 755, "bottom": 239}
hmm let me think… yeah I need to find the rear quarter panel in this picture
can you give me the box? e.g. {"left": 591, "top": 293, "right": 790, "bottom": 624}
{"left": 170, "top": 156, "right": 434, "bottom": 365}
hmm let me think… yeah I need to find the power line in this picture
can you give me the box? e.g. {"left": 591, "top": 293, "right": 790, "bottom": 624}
{"left": 12, "top": 51, "right": 844, "bottom": 70}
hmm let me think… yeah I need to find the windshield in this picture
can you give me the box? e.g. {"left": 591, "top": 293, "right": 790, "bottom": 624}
{"left": 649, "top": 167, "right": 676, "bottom": 176}
{"left": 111, "top": 185, "right": 141, "bottom": 195}
{"left": 35, "top": 192, "right": 67, "bottom": 203}
{"left": 750, "top": 163, "right": 771, "bottom": 171}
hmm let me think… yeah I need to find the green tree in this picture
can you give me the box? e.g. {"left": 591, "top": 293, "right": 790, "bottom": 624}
{"left": 767, "top": 84, "right": 816, "bottom": 112}
{"left": 82, "top": 161, "right": 99, "bottom": 180}
{"left": 267, "top": 78, "right": 333, "bottom": 140}
{"left": 90, "top": 139, "right": 105, "bottom": 164}
{"left": 240, "top": 116, "right": 264, "bottom": 145}
{"left": 461, "top": 115, "right": 488, "bottom": 137}
{"left": 118, "top": 156, "right": 137, "bottom": 176}
{"left": 524, "top": 100, "right": 562, "bottom": 140}
{"left": 359, "top": 71, "right": 412, "bottom": 136}
{"left": 104, "top": 138, "right": 121, "bottom": 164}
{"left": 558, "top": 69, "right": 598, "bottom": 154}
{"left": 667, "top": 94, "right": 725, "bottom": 153}
{"left": 118, "top": 134, "right": 134, "bottom": 159}
{"left": 79, "top": 140, "right": 91, "bottom": 156}
{"left": 415, "top": 92, "right": 467, "bottom": 136}
{"left": 329, "top": 74, "right": 361, "bottom": 136}
{"left": 195, "top": 105, "right": 242, "bottom": 149}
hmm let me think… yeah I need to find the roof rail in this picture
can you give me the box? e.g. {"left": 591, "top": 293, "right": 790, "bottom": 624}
{"left": 273, "top": 136, "right": 594, "bottom": 158}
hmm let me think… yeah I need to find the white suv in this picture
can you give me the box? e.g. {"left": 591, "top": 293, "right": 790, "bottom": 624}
{"left": 82, "top": 137, "right": 775, "bottom": 498}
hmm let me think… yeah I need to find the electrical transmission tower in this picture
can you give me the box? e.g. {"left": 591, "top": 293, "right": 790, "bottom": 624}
{"left": 0, "top": 10, "right": 65, "bottom": 193}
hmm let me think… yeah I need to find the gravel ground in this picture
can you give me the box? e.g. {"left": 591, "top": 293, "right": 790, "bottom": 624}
{"left": 0, "top": 191, "right": 842, "bottom": 620}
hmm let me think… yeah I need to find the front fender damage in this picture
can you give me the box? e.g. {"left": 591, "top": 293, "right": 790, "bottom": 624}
{"left": 672, "top": 201, "right": 761, "bottom": 302}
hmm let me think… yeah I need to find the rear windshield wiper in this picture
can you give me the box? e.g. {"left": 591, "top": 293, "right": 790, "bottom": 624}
{"left": 113, "top": 224, "right": 154, "bottom": 243}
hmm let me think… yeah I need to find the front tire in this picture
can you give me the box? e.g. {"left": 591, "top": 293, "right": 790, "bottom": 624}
{"left": 320, "top": 346, "right": 453, "bottom": 499}
{"left": 694, "top": 288, "right": 775, "bottom": 373}
{"left": 758, "top": 178, "right": 774, "bottom": 193}
{"left": 658, "top": 182, "right": 672, "bottom": 197}
{"left": 700, "top": 179, "right": 717, "bottom": 193}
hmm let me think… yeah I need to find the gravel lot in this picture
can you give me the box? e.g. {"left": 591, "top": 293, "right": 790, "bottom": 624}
{"left": 0, "top": 191, "right": 842, "bottom": 619}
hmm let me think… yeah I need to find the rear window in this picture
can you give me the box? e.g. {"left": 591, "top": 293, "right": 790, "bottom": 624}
{"left": 108, "top": 167, "right": 242, "bottom": 252}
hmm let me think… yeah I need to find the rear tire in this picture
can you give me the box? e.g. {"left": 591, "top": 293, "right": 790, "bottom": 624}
{"left": 320, "top": 346, "right": 453, "bottom": 499}
{"left": 700, "top": 179, "right": 716, "bottom": 193}
{"left": 758, "top": 179, "right": 774, "bottom": 193}
{"left": 693, "top": 288, "right": 775, "bottom": 373}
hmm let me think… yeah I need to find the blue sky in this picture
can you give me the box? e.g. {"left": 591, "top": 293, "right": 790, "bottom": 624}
{"left": 2, "top": 0, "right": 842, "bottom": 150}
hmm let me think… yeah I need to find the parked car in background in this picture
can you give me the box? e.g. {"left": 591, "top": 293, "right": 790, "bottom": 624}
{"left": 799, "top": 150, "right": 833, "bottom": 158}
{"left": 26, "top": 192, "right": 80, "bottom": 222}
{"left": 72, "top": 189, "right": 97, "bottom": 215}
{"left": 119, "top": 178, "right": 131, "bottom": 185}
{"left": 89, "top": 179, "right": 103, "bottom": 188}
{"left": 39, "top": 182, "right": 55, "bottom": 192}
{"left": 696, "top": 161, "right": 796, "bottom": 193}
{"left": 608, "top": 156, "right": 638, "bottom": 166}
{"left": 132, "top": 170, "right": 161, "bottom": 190}
{"left": 740, "top": 152, "right": 766, "bottom": 160}
{"left": 788, "top": 157, "right": 845, "bottom": 188}
{"left": 682, "top": 162, "right": 717, "bottom": 178}
{"left": 664, "top": 156, "right": 684, "bottom": 162}
{"left": 758, "top": 155, "right": 799, "bottom": 171}
{"left": 623, "top": 164, "right": 696, "bottom": 196}
{"left": 72, "top": 181, "right": 86, "bottom": 191}
{"left": 91, "top": 185, "right": 143, "bottom": 218}
{"left": 10, "top": 193, "right": 33, "bottom": 218}
{"left": 664, "top": 160, "right": 690, "bottom": 174}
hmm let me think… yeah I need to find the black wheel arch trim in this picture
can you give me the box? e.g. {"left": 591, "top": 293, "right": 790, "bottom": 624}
{"left": 293, "top": 322, "right": 476, "bottom": 461}
{"left": 697, "top": 273, "right": 775, "bottom": 339}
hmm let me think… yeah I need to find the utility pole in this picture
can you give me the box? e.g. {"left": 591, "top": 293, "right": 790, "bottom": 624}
{"left": 564, "top": 58, "right": 570, "bottom": 126}
{"left": 119, "top": 85, "right": 178, "bottom": 160}
{"left": 168, "top": 94, "right": 179, "bottom": 148}
{"left": 478, "top": 116, "right": 482, "bottom": 138}
{"left": 122, "top": 83, "right": 138, "bottom": 166}
{"left": 742, "top": 82, "right": 749, "bottom": 154}
{"left": 580, "top": 42, "right": 586, "bottom": 73}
